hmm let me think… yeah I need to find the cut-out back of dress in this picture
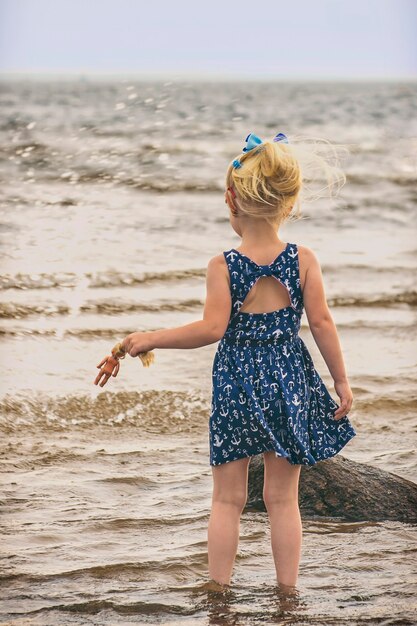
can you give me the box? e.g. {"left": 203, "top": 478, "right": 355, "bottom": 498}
{"left": 239, "top": 275, "right": 292, "bottom": 314}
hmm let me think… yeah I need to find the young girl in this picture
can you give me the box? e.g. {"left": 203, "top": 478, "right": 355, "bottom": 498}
{"left": 121, "top": 132, "right": 357, "bottom": 592}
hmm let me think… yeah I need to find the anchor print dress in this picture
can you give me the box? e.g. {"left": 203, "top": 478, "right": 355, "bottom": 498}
{"left": 209, "top": 242, "right": 357, "bottom": 466}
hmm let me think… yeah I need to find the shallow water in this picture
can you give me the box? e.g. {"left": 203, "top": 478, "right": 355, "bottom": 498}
{"left": 0, "top": 78, "right": 416, "bottom": 624}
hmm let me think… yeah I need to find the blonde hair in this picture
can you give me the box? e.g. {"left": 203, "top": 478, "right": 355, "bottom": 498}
{"left": 226, "top": 134, "right": 348, "bottom": 226}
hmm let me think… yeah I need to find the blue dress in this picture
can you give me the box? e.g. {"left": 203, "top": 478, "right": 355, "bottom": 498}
{"left": 209, "top": 242, "right": 357, "bottom": 466}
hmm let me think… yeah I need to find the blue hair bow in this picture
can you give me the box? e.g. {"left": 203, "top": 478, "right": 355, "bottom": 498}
{"left": 232, "top": 132, "right": 289, "bottom": 168}
{"left": 273, "top": 132, "right": 289, "bottom": 144}
{"left": 242, "top": 132, "right": 263, "bottom": 152}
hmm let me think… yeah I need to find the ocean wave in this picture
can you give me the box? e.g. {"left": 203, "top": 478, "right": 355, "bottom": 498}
{"left": 0, "top": 390, "right": 209, "bottom": 434}
{"left": 347, "top": 172, "right": 417, "bottom": 187}
{"left": 38, "top": 170, "right": 223, "bottom": 192}
{"left": 0, "top": 268, "right": 205, "bottom": 291}
{"left": 4, "top": 139, "right": 416, "bottom": 192}
{"left": 13, "top": 168, "right": 417, "bottom": 192}
{"left": 88, "top": 268, "right": 206, "bottom": 288}
{"left": 0, "top": 291, "right": 415, "bottom": 321}
{"left": 20, "top": 597, "right": 197, "bottom": 617}
{"left": 0, "top": 193, "right": 78, "bottom": 208}
{"left": 0, "top": 139, "right": 54, "bottom": 169}
{"left": 0, "top": 328, "right": 57, "bottom": 337}
{"left": 354, "top": 394, "right": 417, "bottom": 416}
{"left": 81, "top": 298, "right": 202, "bottom": 315}
{"left": 1, "top": 262, "right": 415, "bottom": 293}
{"left": 329, "top": 291, "right": 417, "bottom": 308}
{"left": 95, "top": 475, "right": 156, "bottom": 486}
{"left": 92, "top": 174, "right": 223, "bottom": 193}
{"left": 0, "top": 552, "right": 206, "bottom": 586}
{"left": 137, "top": 141, "right": 213, "bottom": 156}
{"left": 0, "top": 317, "right": 415, "bottom": 338}
{"left": 0, "top": 298, "right": 203, "bottom": 319}
{"left": 0, "top": 302, "right": 71, "bottom": 319}
{"left": 321, "top": 263, "right": 415, "bottom": 272}
{"left": 0, "top": 272, "right": 79, "bottom": 291}
{"left": 0, "top": 327, "right": 126, "bottom": 338}
{"left": 0, "top": 385, "right": 415, "bottom": 437}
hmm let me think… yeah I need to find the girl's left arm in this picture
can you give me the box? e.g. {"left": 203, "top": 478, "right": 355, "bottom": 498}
{"left": 121, "top": 255, "right": 231, "bottom": 357}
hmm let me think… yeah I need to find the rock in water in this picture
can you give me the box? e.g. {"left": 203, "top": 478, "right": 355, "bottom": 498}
{"left": 245, "top": 454, "right": 417, "bottom": 523}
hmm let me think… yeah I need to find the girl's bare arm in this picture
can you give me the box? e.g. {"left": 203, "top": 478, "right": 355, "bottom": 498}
{"left": 300, "top": 246, "right": 348, "bottom": 382}
{"left": 121, "top": 255, "right": 231, "bottom": 354}
{"left": 300, "top": 246, "right": 353, "bottom": 419}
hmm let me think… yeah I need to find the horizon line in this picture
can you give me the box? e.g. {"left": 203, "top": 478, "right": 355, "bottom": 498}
{"left": 0, "top": 70, "right": 416, "bottom": 83}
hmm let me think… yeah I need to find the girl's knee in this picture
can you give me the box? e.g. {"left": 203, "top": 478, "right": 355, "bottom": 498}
{"left": 211, "top": 457, "right": 251, "bottom": 511}
{"left": 262, "top": 452, "right": 301, "bottom": 506}
{"left": 263, "top": 487, "right": 299, "bottom": 509}
{"left": 212, "top": 489, "right": 248, "bottom": 511}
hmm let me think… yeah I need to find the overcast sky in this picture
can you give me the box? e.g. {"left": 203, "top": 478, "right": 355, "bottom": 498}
{"left": 0, "top": 0, "right": 416, "bottom": 79}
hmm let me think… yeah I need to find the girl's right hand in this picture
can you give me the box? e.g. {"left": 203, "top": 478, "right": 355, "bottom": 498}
{"left": 333, "top": 380, "right": 353, "bottom": 420}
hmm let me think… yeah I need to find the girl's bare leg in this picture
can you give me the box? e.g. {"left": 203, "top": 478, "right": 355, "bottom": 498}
{"left": 263, "top": 451, "right": 302, "bottom": 587}
{"left": 207, "top": 456, "right": 251, "bottom": 585}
